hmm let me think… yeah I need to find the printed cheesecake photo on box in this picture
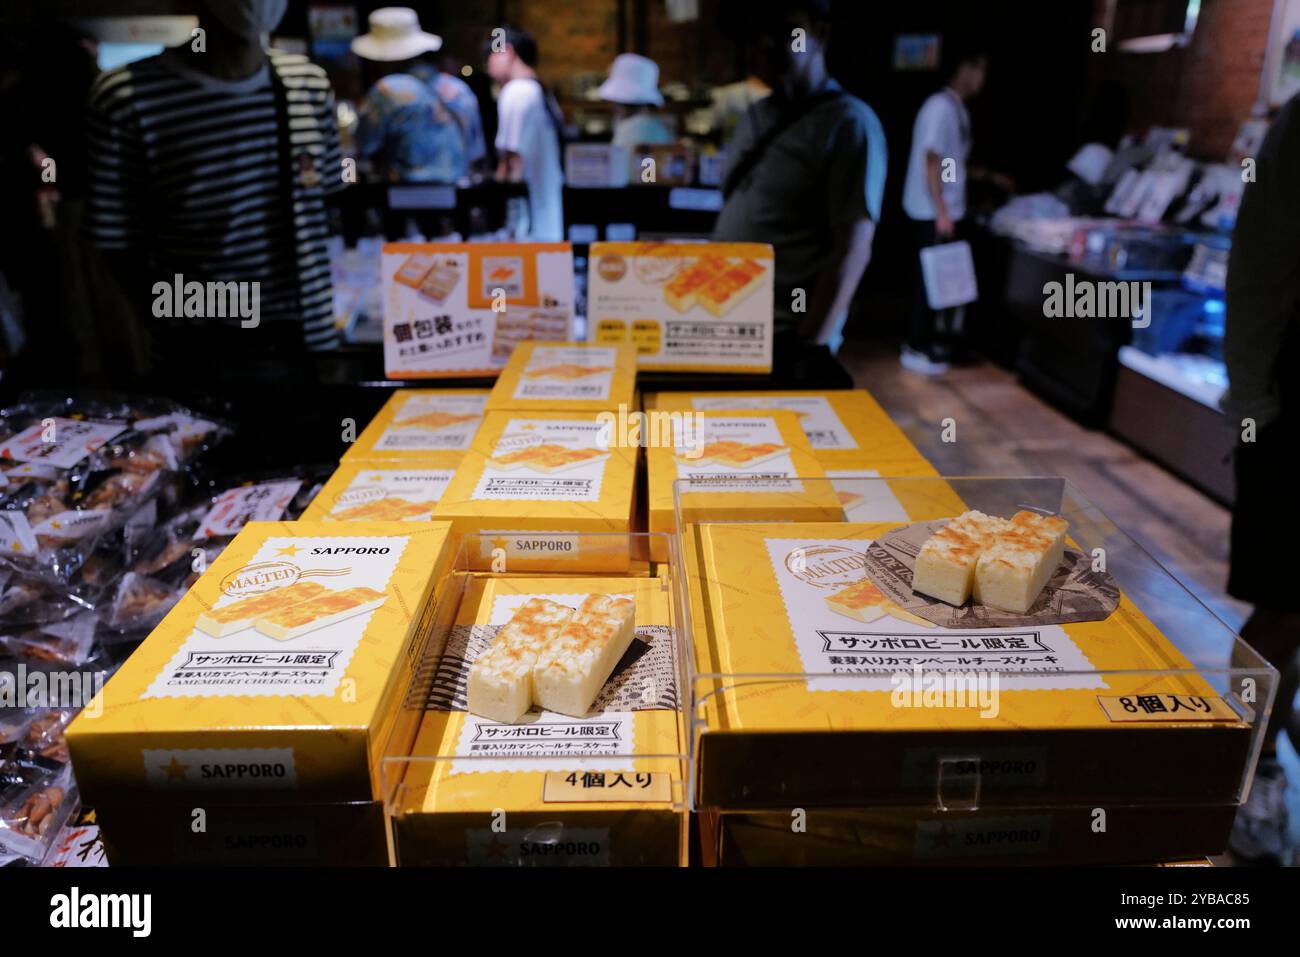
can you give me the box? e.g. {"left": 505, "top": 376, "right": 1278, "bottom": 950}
{"left": 646, "top": 408, "right": 843, "bottom": 561}
{"left": 300, "top": 461, "right": 457, "bottom": 523}
{"left": 586, "top": 241, "right": 774, "bottom": 373}
{"left": 65, "top": 521, "right": 455, "bottom": 807}
{"left": 433, "top": 411, "right": 638, "bottom": 572}
{"left": 383, "top": 565, "right": 688, "bottom": 866}
{"left": 342, "top": 388, "right": 487, "bottom": 466}
{"left": 680, "top": 477, "right": 1275, "bottom": 816}
{"left": 649, "top": 388, "right": 929, "bottom": 470}
{"left": 486, "top": 340, "right": 638, "bottom": 413}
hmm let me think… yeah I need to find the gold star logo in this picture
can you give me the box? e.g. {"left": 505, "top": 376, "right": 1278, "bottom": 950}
{"left": 275, "top": 544, "right": 301, "bottom": 557}
{"left": 491, "top": 536, "right": 512, "bottom": 552}
{"left": 163, "top": 756, "right": 190, "bottom": 781}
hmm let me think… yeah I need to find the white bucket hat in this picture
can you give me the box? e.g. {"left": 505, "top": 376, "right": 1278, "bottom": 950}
{"left": 598, "top": 53, "right": 664, "bottom": 106}
{"left": 351, "top": 7, "right": 442, "bottom": 62}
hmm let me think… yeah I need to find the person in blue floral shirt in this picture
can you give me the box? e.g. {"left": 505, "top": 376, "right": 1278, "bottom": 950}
{"left": 351, "top": 8, "right": 485, "bottom": 183}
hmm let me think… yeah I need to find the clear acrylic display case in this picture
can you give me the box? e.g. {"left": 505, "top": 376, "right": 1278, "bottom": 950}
{"left": 676, "top": 476, "right": 1277, "bottom": 828}
{"left": 381, "top": 532, "right": 690, "bottom": 866}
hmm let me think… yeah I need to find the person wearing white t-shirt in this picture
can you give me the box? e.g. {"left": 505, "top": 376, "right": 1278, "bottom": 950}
{"left": 900, "top": 42, "right": 1013, "bottom": 374}
{"left": 486, "top": 25, "right": 564, "bottom": 242}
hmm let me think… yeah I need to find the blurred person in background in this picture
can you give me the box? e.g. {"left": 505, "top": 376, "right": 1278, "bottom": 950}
{"left": 713, "top": 0, "right": 886, "bottom": 357}
{"left": 352, "top": 7, "right": 485, "bottom": 183}
{"left": 1223, "top": 90, "right": 1300, "bottom": 866}
{"left": 599, "top": 53, "right": 674, "bottom": 148}
{"left": 0, "top": 24, "right": 110, "bottom": 381}
{"left": 900, "top": 39, "right": 1013, "bottom": 375}
{"left": 83, "top": 0, "right": 343, "bottom": 377}
{"left": 485, "top": 24, "right": 564, "bottom": 242}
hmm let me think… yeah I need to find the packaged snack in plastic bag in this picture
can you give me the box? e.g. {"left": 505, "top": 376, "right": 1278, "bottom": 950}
{"left": 100, "top": 467, "right": 330, "bottom": 635}
{"left": 0, "top": 613, "right": 99, "bottom": 667}
{"left": 0, "top": 392, "right": 229, "bottom": 588}
{"left": 0, "top": 763, "right": 76, "bottom": 863}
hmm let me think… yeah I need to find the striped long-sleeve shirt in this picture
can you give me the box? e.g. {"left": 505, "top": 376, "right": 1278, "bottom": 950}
{"left": 84, "top": 48, "right": 343, "bottom": 350}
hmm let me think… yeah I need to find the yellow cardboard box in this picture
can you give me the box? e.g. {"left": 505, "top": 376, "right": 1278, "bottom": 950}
{"left": 650, "top": 389, "right": 928, "bottom": 469}
{"left": 433, "top": 411, "right": 638, "bottom": 571}
{"left": 66, "top": 521, "right": 454, "bottom": 806}
{"left": 95, "top": 800, "right": 391, "bottom": 867}
{"left": 645, "top": 408, "right": 843, "bottom": 561}
{"left": 300, "top": 461, "right": 457, "bottom": 523}
{"left": 389, "top": 575, "right": 687, "bottom": 866}
{"left": 342, "top": 388, "right": 488, "bottom": 465}
{"left": 699, "top": 803, "right": 1236, "bottom": 866}
{"left": 486, "top": 340, "right": 638, "bottom": 413}
{"left": 686, "top": 521, "right": 1253, "bottom": 809}
{"left": 587, "top": 242, "right": 774, "bottom": 373}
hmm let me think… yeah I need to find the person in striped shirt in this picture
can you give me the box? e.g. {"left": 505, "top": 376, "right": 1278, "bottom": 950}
{"left": 83, "top": 0, "right": 344, "bottom": 370}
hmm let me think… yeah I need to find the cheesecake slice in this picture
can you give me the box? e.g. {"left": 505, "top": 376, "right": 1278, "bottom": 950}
{"left": 912, "top": 510, "right": 1011, "bottom": 606}
{"left": 195, "top": 581, "right": 329, "bottom": 637}
{"left": 253, "top": 586, "right": 387, "bottom": 640}
{"left": 972, "top": 511, "right": 1069, "bottom": 614}
{"left": 825, "top": 579, "right": 890, "bottom": 623}
{"left": 467, "top": 597, "right": 574, "bottom": 723}
{"left": 533, "top": 594, "right": 636, "bottom": 717}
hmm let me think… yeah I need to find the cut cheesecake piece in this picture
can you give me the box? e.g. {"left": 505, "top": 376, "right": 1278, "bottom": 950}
{"left": 253, "top": 586, "right": 387, "bottom": 640}
{"left": 972, "top": 511, "right": 1070, "bottom": 614}
{"left": 533, "top": 594, "right": 636, "bottom": 717}
{"left": 911, "top": 510, "right": 1011, "bottom": 606}
{"left": 195, "top": 580, "right": 329, "bottom": 637}
{"left": 825, "top": 579, "right": 890, "bottom": 623}
{"left": 467, "top": 597, "right": 574, "bottom": 723}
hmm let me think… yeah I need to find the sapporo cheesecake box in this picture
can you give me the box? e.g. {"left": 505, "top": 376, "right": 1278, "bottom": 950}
{"left": 66, "top": 521, "right": 454, "bottom": 806}
{"left": 300, "top": 461, "right": 457, "bottom": 523}
{"left": 433, "top": 411, "right": 638, "bottom": 572}
{"left": 389, "top": 575, "right": 687, "bottom": 866}
{"left": 94, "top": 800, "right": 391, "bottom": 867}
{"left": 646, "top": 409, "right": 843, "bottom": 561}
{"left": 342, "top": 388, "right": 488, "bottom": 465}
{"left": 698, "top": 803, "right": 1236, "bottom": 867}
{"left": 684, "top": 521, "right": 1254, "bottom": 810}
{"left": 650, "top": 389, "right": 928, "bottom": 469}
{"left": 486, "top": 340, "right": 639, "bottom": 413}
{"left": 587, "top": 242, "right": 774, "bottom": 373}
{"left": 382, "top": 242, "right": 575, "bottom": 378}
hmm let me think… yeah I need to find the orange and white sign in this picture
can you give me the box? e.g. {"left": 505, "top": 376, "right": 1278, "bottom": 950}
{"left": 383, "top": 242, "right": 575, "bottom": 378}
{"left": 587, "top": 241, "right": 774, "bottom": 373}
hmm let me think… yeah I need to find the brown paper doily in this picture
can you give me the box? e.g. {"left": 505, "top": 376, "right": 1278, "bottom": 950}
{"left": 862, "top": 519, "right": 1120, "bottom": 629}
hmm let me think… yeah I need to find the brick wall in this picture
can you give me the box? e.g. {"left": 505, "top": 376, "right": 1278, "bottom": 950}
{"left": 1093, "top": 0, "right": 1274, "bottom": 158}
{"left": 427, "top": 0, "right": 737, "bottom": 93}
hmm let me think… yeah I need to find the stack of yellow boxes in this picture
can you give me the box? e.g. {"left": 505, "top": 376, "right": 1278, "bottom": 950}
{"left": 66, "top": 520, "right": 457, "bottom": 865}
{"left": 302, "top": 388, "right": 490, "bottom": 525}
{"left": 382, "top": 342, "right": 689, "bottom": 864}
{"left": 64, "top": 369, "right": 1261, "bottom": 868}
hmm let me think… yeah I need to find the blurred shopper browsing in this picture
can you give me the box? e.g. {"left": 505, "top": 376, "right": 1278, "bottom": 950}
{"left": 713, "top": 0, "right": 886, "bottom": 356}
{"left": 901, "top": 39, "right": 1012, "bottom": 374}
{"left": 599, "top": 53, "right": 674, "bottom": 148}
{"left": 485, "top": 25, "right": 564, "bottom": 242}
{"left": 83, "top": 0, "right": 343, "bottom": 370}
{"left": 1223, "top": 91, "right": 1300, "bottom": 865}
{"left": 352, "top": 8, "right": 486, "bottom": 184}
